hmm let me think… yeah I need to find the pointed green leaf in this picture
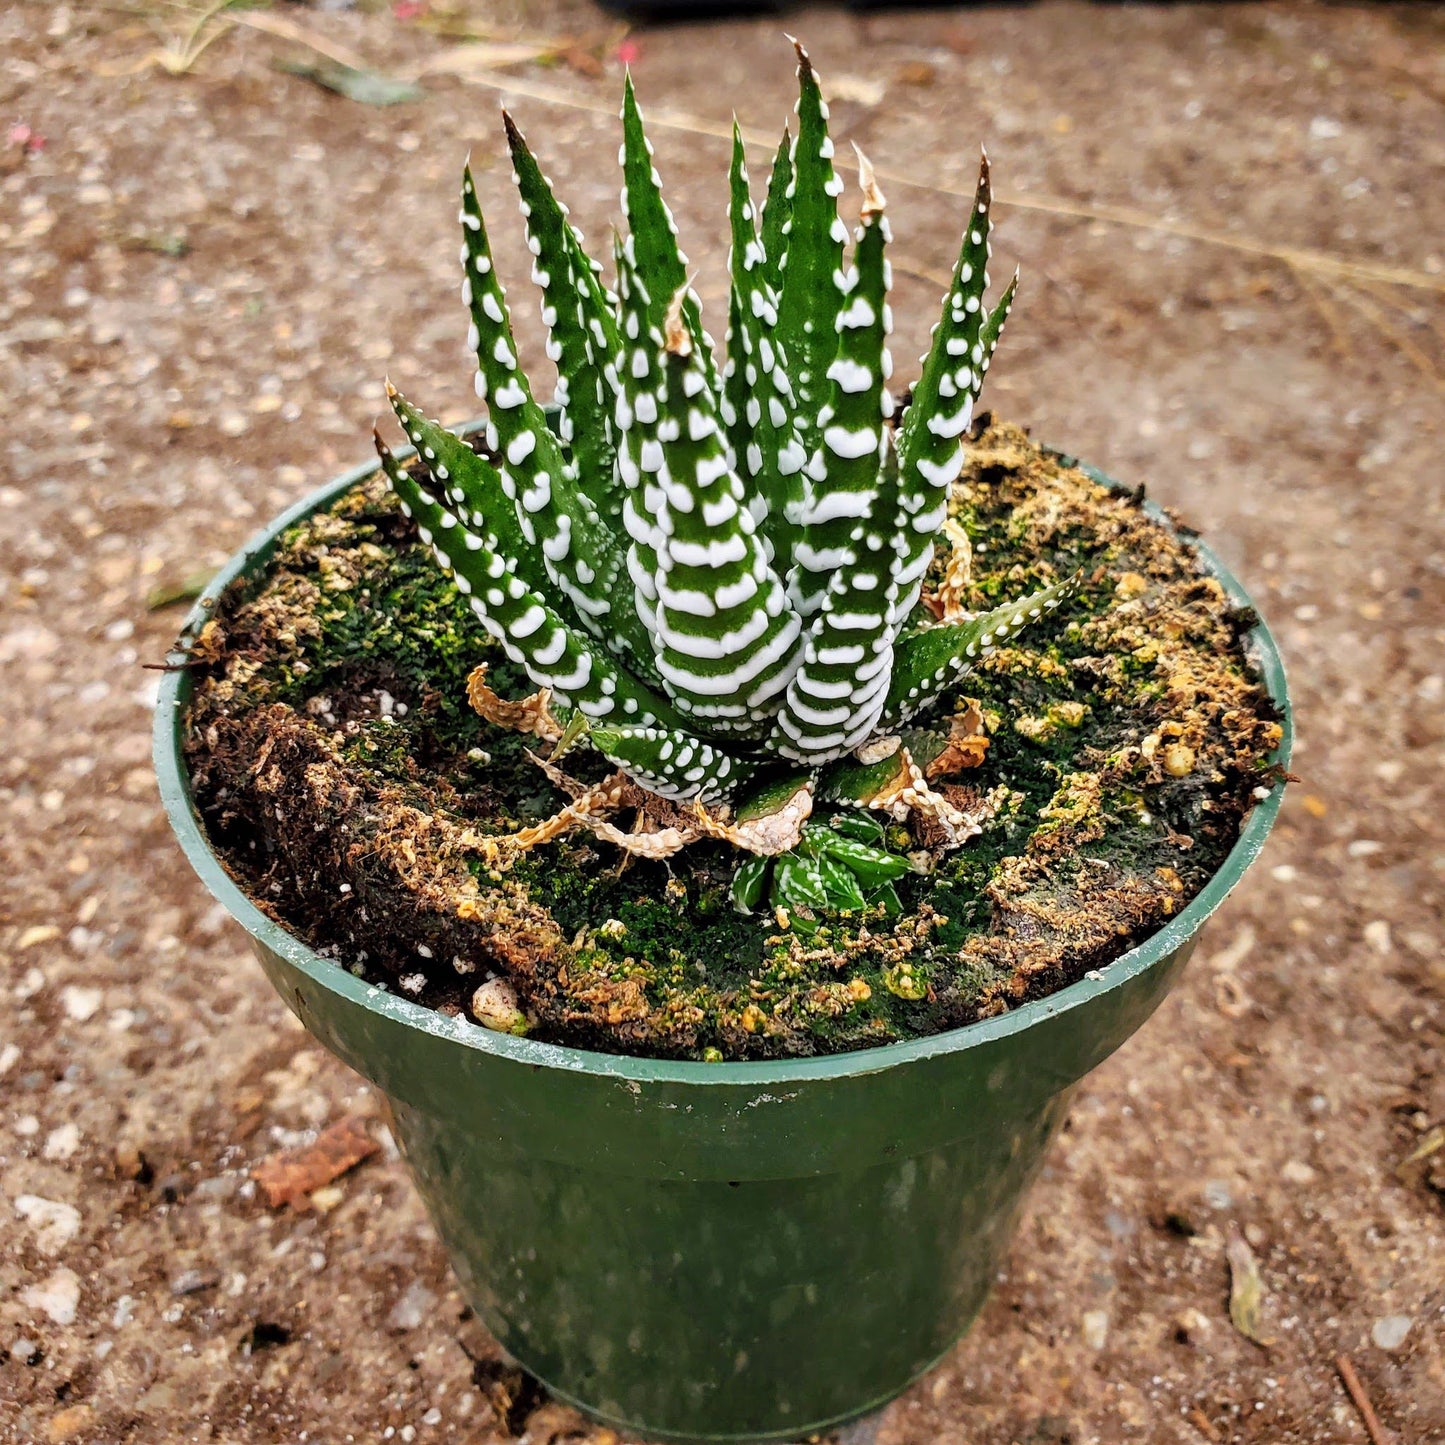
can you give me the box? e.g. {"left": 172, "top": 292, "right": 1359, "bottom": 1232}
{"left": 883, "top": 572, "right": 1082, "bottom": 726}
{"left": 788, "top": 155, "right": 892, "bottom": 619}
{"left": 647, "top": 286, "right": 803, "bottom": 739}
{"left": 814, "top": 832, "right": 911, "bottom": 884}
{"left": 374, "top": 429, "right": 681, "bottom": 730}
{"left": 731, "top": 854, "right": 770, "bottom": 914}
{"left": 758, "top": 124, "right": 792, "bottom": 297}
{"left": 827, "top": 811, "right": 885, "bottom": 845}
{"left": 892, "top": 154, "right": 1012, "bottom": 629}
{"left": 814, "top": 853, "right": 869, "bottom": 911}
{"left": 503, "top": 111, "right": 621, "bottom": 519}
{"left": 460, "top": 164, "right": 658, "bottom": 684}
{"left": 770, "top": 175, "right": 900, "bottom": 764}
{"left": 610, "top": 228, "right": 669, "bottom": 661}
{"left": 619, "top": 75, "right": 716, "bottom": 385}
{"left": 385, "top": 384, "right": 550, "bottom": 597}
{"left": 774, "top": 40, "right": 846, "bottom": 449}
{"left": 774, "top": 853, "right": 829, "bottom": 910}
{"left": 589, "top": 723, "right": 758, "bottom": 803}
{"left": 722, "top": 122, "right": 808, "bottom": 576}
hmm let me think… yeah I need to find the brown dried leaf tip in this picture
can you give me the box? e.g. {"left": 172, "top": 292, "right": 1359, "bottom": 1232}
{"left": 852, "top": 143, "right": 886, "bottom": 220}
{"left": 1225, "top": 1224, "right": 1274, "bottom": 1348}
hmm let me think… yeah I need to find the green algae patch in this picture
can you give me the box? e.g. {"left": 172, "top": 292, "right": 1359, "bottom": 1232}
{"left": 182, "top": 420, "right": 1283, "bottom": 1060}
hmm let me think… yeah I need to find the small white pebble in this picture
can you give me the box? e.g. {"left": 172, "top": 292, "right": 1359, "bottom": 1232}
{"left": 15, "top": 1195, "right": 81, "bottom": 1253}
{"left": 62, "top": 985, "right": 103, "bottom": 1021}
{"left": 23, "top": 1268, "right": 80, "bottom": 1325}
{"left": 43, "top": 1123, "right": 81, "bottom": 1161}
{"left": 1371, "top": 1315, "right": 1412, "bottom": 1351}
{"left": 1270, "top": 864, "right": 1297, "bottom": 883}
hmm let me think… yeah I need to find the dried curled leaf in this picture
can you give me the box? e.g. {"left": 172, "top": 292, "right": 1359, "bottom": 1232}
{"left": 925, "top": 519, "right": 974, "bottom": 622}
{"left": 463, "top": 771, "right": 630, "bottom": 868}
{"left": 925, "top": 703, "right": 990, "bottom": 779}
{"left": 589, "top": 816, "right": 700, "bottom": 860}
{"left": 526, "top": 748, "right": 591, "bottom": 800}
{"left": 867, "top": 747, "right": 992, "bottom": 849}
{"left": 692, "top": 784, "right": 814, "bottom": 857}
{"left": 466, "top": 663, "right": 563, "bottom": 740}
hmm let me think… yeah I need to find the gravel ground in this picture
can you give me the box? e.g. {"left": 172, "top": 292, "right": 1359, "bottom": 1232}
{"left": 2, "top": 2, "right": 1441, "bottom": 1442}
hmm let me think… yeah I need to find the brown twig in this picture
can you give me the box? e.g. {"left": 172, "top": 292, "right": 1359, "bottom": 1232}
{"left": 1335, "top": 1354, "right": 1391, "bottom": 1445}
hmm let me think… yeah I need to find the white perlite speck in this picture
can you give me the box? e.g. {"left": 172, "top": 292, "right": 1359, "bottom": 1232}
{"left": 23, "top": 1268, "right": 80, "bottom": 1326}
{"left": 62, "top": 985, "right": 103, "bottom": 1022}
{"left": 1371, "top": 1315, "right": 1412, "bottom": 1351}
{"left": 14, "top": 1195, "right": 81, "bottom": 1253}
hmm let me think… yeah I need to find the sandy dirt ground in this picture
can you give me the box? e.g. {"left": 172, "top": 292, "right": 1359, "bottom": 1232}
{"left": 2, "top": 1, "right": 1442, "bottom": 1441}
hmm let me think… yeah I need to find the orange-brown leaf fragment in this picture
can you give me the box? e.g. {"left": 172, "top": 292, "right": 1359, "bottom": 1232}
{"left": 925, "top": 704, "right": 990, "bottom": 779}
{"left": 466, "top": 662, "right": 563, "bottom": 740}
{"left": 251, "top": 1115, "right": 380, "bottom": 1209}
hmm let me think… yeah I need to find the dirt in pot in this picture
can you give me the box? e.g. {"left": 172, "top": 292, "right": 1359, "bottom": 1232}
{"left": 180, "top": 418, "right": 1284, "bottom": 1061}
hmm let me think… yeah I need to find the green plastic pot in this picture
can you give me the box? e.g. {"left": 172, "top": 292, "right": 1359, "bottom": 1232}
{"left": 154, "top": 438, "right": 1291, "bottom": 1444}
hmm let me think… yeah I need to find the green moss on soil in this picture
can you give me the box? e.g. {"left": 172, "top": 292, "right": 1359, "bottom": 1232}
{"left": 182, "top": 418, "right": 1284, "bottom": 1060}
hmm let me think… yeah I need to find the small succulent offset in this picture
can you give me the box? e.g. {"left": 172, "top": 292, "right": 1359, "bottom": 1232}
{"left": 373, "top": 41, "right": 1078, "bottom": 916}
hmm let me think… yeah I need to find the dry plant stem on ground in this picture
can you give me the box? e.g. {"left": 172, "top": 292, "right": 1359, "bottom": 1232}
{"left": 104, "top": 6, "right": 1445, "bottom": 386}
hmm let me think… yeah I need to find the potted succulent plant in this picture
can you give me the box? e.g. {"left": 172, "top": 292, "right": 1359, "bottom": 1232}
{"left": 156, "top": 41, "right": 1290, "bottom": 1445}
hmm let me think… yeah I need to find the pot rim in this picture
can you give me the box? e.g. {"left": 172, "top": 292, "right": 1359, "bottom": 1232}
{"left": 154, "top": 436, "right": 1292, "bottom": 1088}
